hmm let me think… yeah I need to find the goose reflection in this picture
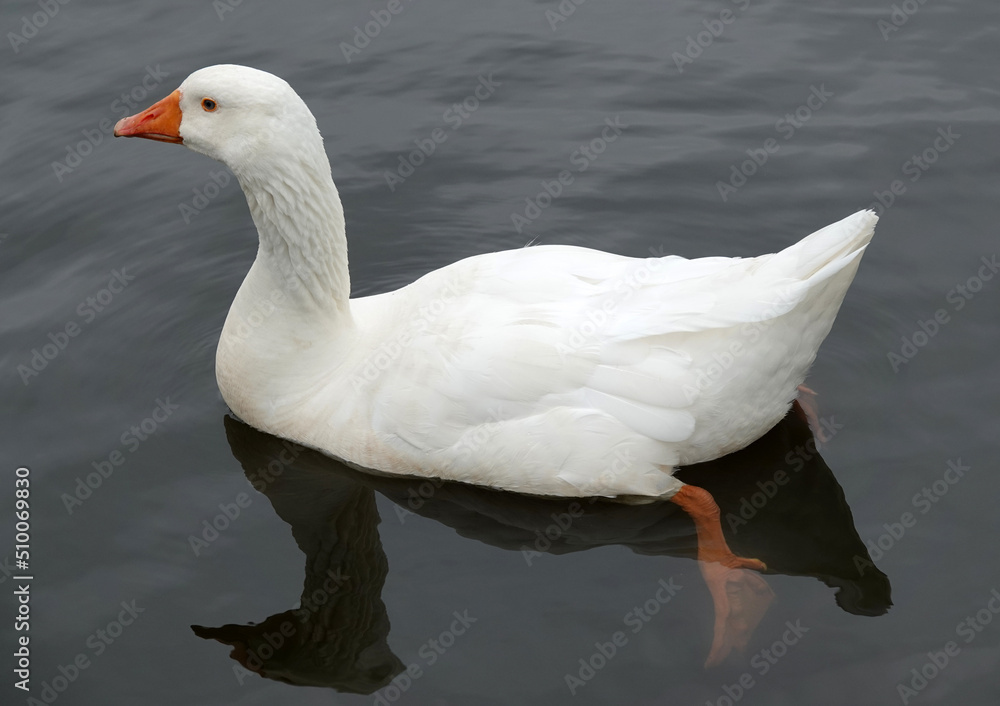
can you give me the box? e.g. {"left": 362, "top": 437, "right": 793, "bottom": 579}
{"left": 192, "top": 410, "right": 890, "bottom": 691}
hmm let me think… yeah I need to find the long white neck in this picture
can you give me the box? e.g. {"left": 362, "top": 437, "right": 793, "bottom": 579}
{"left": 236, "top": 143, "right": 352, "bottom": 323}
{"left": 217, "top": 134, "right": 356, "bottom": 427}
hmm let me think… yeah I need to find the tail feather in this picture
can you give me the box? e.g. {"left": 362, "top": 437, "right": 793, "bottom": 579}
{"left": 767, "top": 210, "right": 879, "bottom": 280}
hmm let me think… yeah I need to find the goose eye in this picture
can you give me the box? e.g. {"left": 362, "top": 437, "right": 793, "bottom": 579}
{"left": 201, "top": 98, "right": 218, "bottom": 112}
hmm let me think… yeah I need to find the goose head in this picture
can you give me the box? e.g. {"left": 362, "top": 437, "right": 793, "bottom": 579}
{"left": 115, "top": 64, "right": 351, "bottom": 320}
{"left": 114, "top": 64, "right": 324, "bottom": 177}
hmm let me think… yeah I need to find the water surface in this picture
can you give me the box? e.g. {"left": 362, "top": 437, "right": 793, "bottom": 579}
{"left": 2, "top": 1, "right": 998, "bottom": 704}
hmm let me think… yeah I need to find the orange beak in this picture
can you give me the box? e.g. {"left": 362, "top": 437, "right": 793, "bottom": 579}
{"left": 114, "top": 89, "right": 183, "bottom": 144}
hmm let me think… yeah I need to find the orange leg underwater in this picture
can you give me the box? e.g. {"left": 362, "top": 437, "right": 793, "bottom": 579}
{"left": 670, "top": 484, "right": 774, "bottom": 667}
{"left": 794, "top": 384, "right": 828, "bottom": 444}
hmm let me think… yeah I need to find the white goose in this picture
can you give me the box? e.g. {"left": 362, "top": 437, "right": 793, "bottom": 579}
{"left": 115, "top": 65, "right": 877, "bottom": 574}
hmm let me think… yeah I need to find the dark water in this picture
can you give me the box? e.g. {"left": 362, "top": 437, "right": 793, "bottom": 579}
{"left": 2, "top": 1, "right": 998, "bottom": 704}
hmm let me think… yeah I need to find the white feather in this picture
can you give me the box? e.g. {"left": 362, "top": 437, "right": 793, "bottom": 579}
{"left": 143, "top": 65, "right": 878, "bottom": 500}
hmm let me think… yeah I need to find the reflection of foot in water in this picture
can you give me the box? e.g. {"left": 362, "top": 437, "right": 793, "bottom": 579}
{"left": 677, "top": 408, "right": 892, "bottom": 622}
{"left": 699, "top": 562, "right": 775, "bottom": 668}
